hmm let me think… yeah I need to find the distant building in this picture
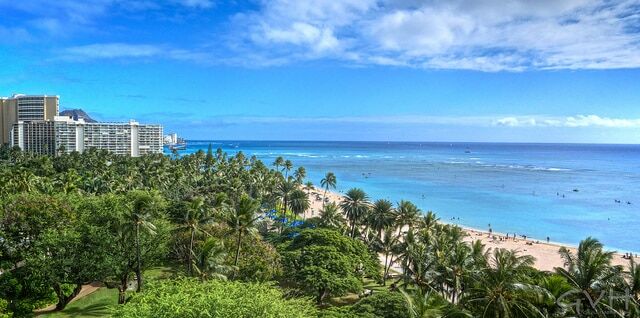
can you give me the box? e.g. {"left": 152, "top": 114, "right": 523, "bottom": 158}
{"left": 3, "top": 94, "right": 163, "bottom": 157}
{"left": 0, "top": 94, "right": 59, "bottom": 144}
{"left": 11, "top": 116, "right": 163, "bottom": 157}
{"left": 11, "top": 120, "right": 56, "bottom": 155}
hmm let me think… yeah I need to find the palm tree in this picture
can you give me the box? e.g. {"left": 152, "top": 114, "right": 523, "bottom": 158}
{"left": 628, "top": 258, "right": 640, "bottom": 303}
{"left": 320, "top": 172, "right": 337, "bottom": 207}
{"left": 192, "top": 238, "right": 235, "bottom": 281}
{"left": 373, "top": 230, "right": 401, "bottom": 285}
{"left": 289, "top": 189, "right": 310, "bottom": 221}
{"left": 304, "top": 181, "right": 314, "bottom": 197}
{"left": 276, "top": 179, "right": 296, "bottom": 231}
{"left": 129, "top": 191, "right": 162, "bottom": 292}
{"left": 226, "top": 195, "right": 262, "bottom": 267}
{"left": 283, "top": 160, "right": 293, "bottom": 178}
{"left": 368, "top": 199, "right": 396, "bottom": 239}
{"left": 419, "top": 211, "right": 439, "bottom": 234}
{"left": 463, "top": 248, "right": 550, "bottom": 318}
{"left": 397, "top": 200, "right": 421, "bottom": 235}
{"left": 293, "top": 166, "right": 306, "bottom": 184}
{"left": 441, "top": 242, "right": 476, "bottom": 304}
{"left": 177, "top": 197, "right": 214, "bottom": 276}
{"left": 340, "top": 188, "right": 371, "bottom": 238}
{"left": 556, "top": 237, "right": 624, "bottom": 316}
{"left": 401, "top": 287, "right": 472, "bottom": 318}
{"left": 273, "top": 156, "right": 284, "bottom": 172}
{"left": 318, "top": 202, "right": 346, "bottom": 230}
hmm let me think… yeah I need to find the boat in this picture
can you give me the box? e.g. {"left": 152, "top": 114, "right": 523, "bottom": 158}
{"left": 169, "top": 142, "right": 187, "bottom": 151}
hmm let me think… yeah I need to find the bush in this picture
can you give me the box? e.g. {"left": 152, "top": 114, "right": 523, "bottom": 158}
{"left": 0, "top": 298, "right": 11, "bottom": 318}
{"left": 351, "top": 292, "right": 409, "bottom": 318}
{"left": 318, "top": 306, "right": 374, "bottom": 318}
{"left": 111, "top": 278, "right": 316, "bottom": 318}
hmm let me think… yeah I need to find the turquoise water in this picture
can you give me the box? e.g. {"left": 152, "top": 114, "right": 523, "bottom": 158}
{"left": 168, "top": 141, "right": 640, "bottom": 252}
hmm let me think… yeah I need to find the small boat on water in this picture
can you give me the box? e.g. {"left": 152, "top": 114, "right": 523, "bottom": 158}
{"left": 169, "top": 142, "right": 187, "bottom": 150}
{"left": 465, "top": 147, "right": 471, "bottom": 153}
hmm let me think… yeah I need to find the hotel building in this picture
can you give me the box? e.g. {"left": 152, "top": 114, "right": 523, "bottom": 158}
{"left": 2, "top": 94, "right": 163, "bottom": 157}
{"left": 0, "top": 94, "right": 59, "bottom": 144}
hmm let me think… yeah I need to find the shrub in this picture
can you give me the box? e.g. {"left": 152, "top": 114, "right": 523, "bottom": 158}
{"left": 351, "top": 292, "right": 409, "bottom": 318}
{"left": 111, "top": 278, "right": 316, "bottom": 318}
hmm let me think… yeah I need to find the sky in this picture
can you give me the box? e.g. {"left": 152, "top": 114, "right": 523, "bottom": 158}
{"left": 1, "top": 0, "right": 640, "bottom": 143}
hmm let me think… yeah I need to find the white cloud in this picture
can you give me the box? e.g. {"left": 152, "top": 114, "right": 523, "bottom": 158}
{"left": 5, "top": 0, "right": 639, "bottom": 71}
{"left": 230, "top": 0, "right": 640, "bottom": 71}
{"left": 260, "top": 22, "right": 340, "bottom": 53}
{"left": 57, "top": 43, "right": 221, "bottom": 64}
{"left": 176, "top": 0, "right": 214, "bottom": 9}
{"left": 564, "top": 115, "right": 640, "bottom": 128}
{"left": 493, "top": 115, "right": 640, "bottom": 128}
{"left": 60, "top": 43, "right": 163, "bottom": 60}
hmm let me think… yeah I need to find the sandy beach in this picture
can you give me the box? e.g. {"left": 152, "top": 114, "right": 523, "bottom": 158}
{"left": 303, "top": 187, "right": 639, "bottom": 272}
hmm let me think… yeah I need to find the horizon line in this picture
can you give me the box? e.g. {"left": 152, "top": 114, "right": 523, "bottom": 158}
{"left": 179, "top": 139, "right": 640, "bottom": 146}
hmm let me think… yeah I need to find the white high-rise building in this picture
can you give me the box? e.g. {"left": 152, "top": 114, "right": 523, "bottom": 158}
{"left": 11, "top": 116, "right": 163, "bottom": 157}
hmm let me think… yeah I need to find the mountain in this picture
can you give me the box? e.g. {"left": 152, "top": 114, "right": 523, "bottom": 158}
{"left": 59, "top": 109, "right": 97, "bottom": 123}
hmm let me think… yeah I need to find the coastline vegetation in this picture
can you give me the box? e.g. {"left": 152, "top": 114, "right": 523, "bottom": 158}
{"left": 0, "top": 145, "right": 638, "bottom": 317}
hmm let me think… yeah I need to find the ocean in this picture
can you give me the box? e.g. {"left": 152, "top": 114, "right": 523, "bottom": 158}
{"left": 167, "top": 141, "right": 640, "bottom": 253}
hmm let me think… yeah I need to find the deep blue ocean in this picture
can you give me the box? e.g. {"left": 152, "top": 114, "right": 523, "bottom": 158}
{"left": 166, "top": 141, "right": 640, "bottom": 252}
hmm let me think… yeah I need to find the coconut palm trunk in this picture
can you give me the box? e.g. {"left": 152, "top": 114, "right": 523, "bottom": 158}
{"left": 135, "top": 222, "right": 142, "bottom": 292}
{"left": 188, "top": 227, "right": 195, "bottom": 276}
{"left": 234, "top": 231, "right": 242, "bottom": 267}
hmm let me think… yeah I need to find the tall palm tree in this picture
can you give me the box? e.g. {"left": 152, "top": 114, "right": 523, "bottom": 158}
{"left": 289, "top": 188, "right": 310, "bottom": 221}
{"left": 283, "top": 160, "right": 293, "bottom": 178}
{"left": 340, "top": 188, "right": 371, "bottom": 238}
{"left": 556, "top": 237, "right": 624, "bottom": 316}
{"left": 628, "top": 258, "right": 640, "bottom": 303}
{"left": 177, "top": 197, "right": 214, "bottom": 276}
{"left": 293, "top": 166, "right": 306, "bottom": 184}
{"left": 273, "top": 156, "right": 284, "bottom": 171}
{"left": 320, "top": 172, "right": 337, "bottom": 207}
{"left": 419, "top": 211, "right": 439, "bottom": 234}
{"left": 401, "top": 287, "right": 472, "bottom": 318}
{"left": 192, "top": 237, "right": 235, "bottom": 281}
{"left": 441, "top": 242, "right": 476, "bottom": 304}
{"left": 226, "top": 195, "right": 262, "bottom": 267}
{"left": 397, "top": 200, "right": 421, "bottom": 235}
{"left": 464, "top": 249, "right": 550, "bottom": 318}
{"left": 368, "top": 199, "right": 396, "bottom": 239}
{"left": 129, "top": 191, "right": 162, "bottom": 292}
{"left": 276, "top": 179, "right": 296, "bottom": 230}
{"left": 373, "top": 230, "right": 401, "bottom": 285}
{"left": 318, "top": 202, "right": 346, "bottom": 230}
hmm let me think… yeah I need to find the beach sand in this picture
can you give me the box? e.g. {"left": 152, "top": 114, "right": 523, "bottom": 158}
{"left": 302, "top": 187, "right": 639, "bottom": 272}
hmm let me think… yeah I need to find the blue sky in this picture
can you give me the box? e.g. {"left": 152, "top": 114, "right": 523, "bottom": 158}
{"left": 1, "top": 0, "right": 640, "bottom": 143}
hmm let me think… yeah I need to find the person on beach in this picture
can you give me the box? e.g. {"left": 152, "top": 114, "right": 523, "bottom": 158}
{"left": 547, "top": 236, "right": 550, "bottom": 243}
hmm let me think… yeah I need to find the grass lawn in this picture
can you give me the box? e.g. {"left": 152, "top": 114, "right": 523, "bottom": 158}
{"left": 328, "top": 277, "right": 391, "bottom": 306}
{"left": 37, "top": 287, "right": 117, "bottom": 318}
{"left": 36, "top": 265, "right": 179, "bottom": 318}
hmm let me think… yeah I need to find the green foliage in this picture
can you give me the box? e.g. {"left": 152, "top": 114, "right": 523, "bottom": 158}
{"left": 78, "top": 194, "right": 172, "bottom": 303}
{"left": 111, "top": 278, "right": 317, "bottom": 318}
{"left": 318, "top": 306, "right": 374, "bottom": 318}
{"left": 2, "top": 145, "right": 639, "bottom": 318}
{"left": 0, "top": 298, "right": 10, "bottom": 318}
{"left": 281, "top": 229, "right": 381, "bottom": 304}
{"left": 232, "top": 235, "right": 282, "bottom": 282}
{"left": 351, "top": 292, "right": 410, "bottom": 318}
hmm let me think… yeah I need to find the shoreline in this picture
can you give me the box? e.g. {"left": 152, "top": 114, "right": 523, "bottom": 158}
{"left": 304, "top": 187, "right": 639, "bottom": 272}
